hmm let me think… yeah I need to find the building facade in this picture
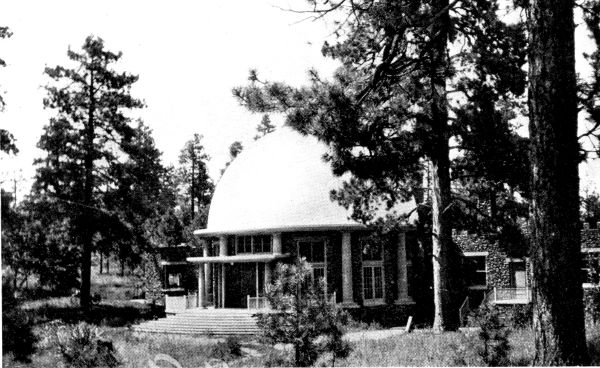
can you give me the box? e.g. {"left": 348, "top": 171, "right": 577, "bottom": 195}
{"left": 162, "top": 127, "right": 418, "bottom": 316}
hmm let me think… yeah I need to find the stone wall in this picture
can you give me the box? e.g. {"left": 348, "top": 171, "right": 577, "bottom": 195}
{"left": 454, "top": 231, "right": 512, "bottom": 288}
{"left": 582, "top": 228, "right": 600, "bottom": 249}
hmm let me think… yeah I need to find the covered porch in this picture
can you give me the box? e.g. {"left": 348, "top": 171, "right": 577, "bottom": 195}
{"left": 186, "top": 233, "right": 289, "bottom": 310}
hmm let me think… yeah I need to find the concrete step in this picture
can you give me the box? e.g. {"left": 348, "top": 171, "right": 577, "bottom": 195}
{"left": 133, "top": 308, "right": 261, "bottom": 336}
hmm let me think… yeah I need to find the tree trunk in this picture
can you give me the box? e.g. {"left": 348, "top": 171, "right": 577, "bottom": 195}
{"left": 80, "top": 70, "right": 95, "bottom": 310}
{"left": 528, "top": 0, "right": 589, "bottom": 364}
{"left": 99, "top": 252, "right": 103, "bottom": 274}
{"left": 430, "top": 0, "right": 458, "bottom": 332}
{"left": 191, "top": 150, "right": 195, "bottom": 220}
{"left": 106, "top": 255, "right": 110, "bottom": 274}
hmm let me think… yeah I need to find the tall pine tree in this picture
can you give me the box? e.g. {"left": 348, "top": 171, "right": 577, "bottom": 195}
{"left": 177, "top": 134, "right": 214, "bottom": 238}
{"left": 527, "top": 0, "right": 589, "bottom": 364}
{"left": 234, "top": 0, "right": 527, "bottom": 330}
{"left": 36, "top": 35, "right": 143, "bottom": 308}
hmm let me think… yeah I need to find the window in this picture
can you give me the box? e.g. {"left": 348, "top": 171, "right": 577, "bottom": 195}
{"left": 582, "top": 251, "right": 600, "bottom": 286}
{"left": 363, "top": 265, "right": 384, "bottom": 300}
{"left": 167, "top": 273, "right": 181, "bottom": 288}
{"left": 464, "top": 253, "right": 487, "bottom": 289}
{"left": 254, "top": 235, "right": 272, "bottom": 253}
{"left": 361, "top": 239, "right": 384, "bottom": 302}
{"left": 299, "top": 240, "right": 325, "bottom": 262}
{"left": 297, "top": 239, "right": 326, "bottom": 285}
{"left": 236, "top": 235, "right": 252, "bottom": 254}
{"left": 231, "top": 235, "right": 272, "bottom": 255}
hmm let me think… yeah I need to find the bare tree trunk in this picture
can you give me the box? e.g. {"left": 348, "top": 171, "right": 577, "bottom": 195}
{"left": 430, "top": 0, "right": 458, "bottom": 332}
{"left": 80, "top": 70, "right": 95, "bottom": 310}
{"left": 99, "top": 252, "right": 103, "bottom": 274}
{"left": 106, "top": 255, "right": 110, "bottom": 274}
{"left": 528, "top": 0, "right": 589, "bottom": 364}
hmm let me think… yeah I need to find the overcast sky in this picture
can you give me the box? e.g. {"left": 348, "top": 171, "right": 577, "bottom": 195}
{"left": 0, "top": 1, "right": 598, "bottom": 200}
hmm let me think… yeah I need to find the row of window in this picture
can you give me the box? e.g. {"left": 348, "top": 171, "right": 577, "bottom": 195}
{"left": 300, "top": 238, "right": 385, "bottom": 302}
{"left": 228, "top": 235, "right": 272, "bottom": 254}
{"left": 464, "top": 251, "right": 600, "bottom": 289}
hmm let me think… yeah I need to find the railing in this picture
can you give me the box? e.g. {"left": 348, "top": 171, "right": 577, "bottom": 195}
{"left": 490, "top": 287, "right": 531, "bottom": 304}
{"left": 247, "top": 296, "right": 270, "bottom": 309}
{"left": 247, "top": 291, "right": 337, "bottom": 310}
{"left": 459, "top": 296, "right": 470, "bottom": 326}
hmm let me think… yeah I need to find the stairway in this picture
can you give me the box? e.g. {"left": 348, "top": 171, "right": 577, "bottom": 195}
{"left": 134, "top": 308, "right": 262, "bottom": 336}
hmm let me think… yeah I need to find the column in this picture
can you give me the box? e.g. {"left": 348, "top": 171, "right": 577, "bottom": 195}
{"left": 219, "top": 236, "right": 227, "bottom": 308}
{"left": 341, "top": 232, "right": 356, "bottom": 306}
{"left": 264, "top": 263, "right": 272, "bottom": 290}
{"left": 220, "top": 264, "right": 226, "bottom": 307}
{"left": 203, "top": 241, "right": 211, "bottom": 305}
{"left": 197, "top": 264, "right": 205, "bottom": 308}
{"left": 395, "top": 232, "right": 412, "bottom": 304}
{"left": 272, "top": 233, "right": 282, "bottom": 254}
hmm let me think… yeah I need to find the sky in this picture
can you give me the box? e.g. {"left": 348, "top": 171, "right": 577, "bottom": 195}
{"left": 0, "top": 0, "right": 599, "bottom": 201}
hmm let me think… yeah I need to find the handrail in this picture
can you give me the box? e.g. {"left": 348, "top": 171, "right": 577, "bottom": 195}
{"left": 459, "top": 296, "right": 470, "bottom": 326}
{"left": 492, "top": 287, "right": 531, "bottom": 303}
{"left": 247, "top": 291, "right": 337, "bottom": 310}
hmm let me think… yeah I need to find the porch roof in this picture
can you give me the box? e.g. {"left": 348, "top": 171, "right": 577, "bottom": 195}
{"left": 186, "top": 253, "right": 291, "bottom": 264}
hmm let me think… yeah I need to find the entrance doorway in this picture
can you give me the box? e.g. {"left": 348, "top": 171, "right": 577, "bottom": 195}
{"left": 225, "top": 263, "right": 267, "bottom": 308}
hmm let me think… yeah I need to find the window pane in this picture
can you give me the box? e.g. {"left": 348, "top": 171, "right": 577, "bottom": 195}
{"left": 465, "top": 256, "right": 487, "bottom": 287}
{"left": 313, "top": 267, "right": 325, "bottom": 285}
{"left": 374, "top": 266, "right": 383, "bottom": 299}
{"left": 362, "top": 242, "right": 382, "bottom": 261}
{"left": 363, "top": 266, "right": 374, "bottom": 300}
{"left": 473, "top": 272, "right": 486, "bottom": 286}
{"left": 312, "top": 241, "right": 325, "bottom": 262}
{"left": 261, "top": 235, "right": 271, "bottom": 253}
{"left": 299, "top": 242, "right": 310, "bottom": 260}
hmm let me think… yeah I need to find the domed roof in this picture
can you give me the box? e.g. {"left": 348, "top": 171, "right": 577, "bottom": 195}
{"left": 196, "top": 127, "right": 416, "bottom": 236}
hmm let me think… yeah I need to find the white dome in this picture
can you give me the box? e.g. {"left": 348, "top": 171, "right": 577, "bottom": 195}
{"left": 198, "top": 127, "right": 415, "bottom": 235}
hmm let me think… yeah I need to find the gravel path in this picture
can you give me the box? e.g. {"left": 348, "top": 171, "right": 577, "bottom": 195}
{"left": 344, "top": 328, "right": 407, "bottom": 342}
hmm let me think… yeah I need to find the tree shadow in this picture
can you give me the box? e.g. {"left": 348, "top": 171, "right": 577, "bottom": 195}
{"left": 28, "top": 301, "right": 165, "bottom": 327}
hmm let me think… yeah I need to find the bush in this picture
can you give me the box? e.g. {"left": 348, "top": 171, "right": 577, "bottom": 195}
{"left": 2, "top": 277, "right": 37, "bottom": 362}
{"left": 476, "top": 304, "right": 511, "bottom": 366}
{"left": 586, "top": 286, "right": 600, "bottom": 323}
{"left": 209, "top": 336, "right": 243, "bottom": 361}
{"left": 508, "top": 304, "right": 532, "bottom": 328}
{"left": 258, "top": 260, "right": 351, "bottom": 367}
{"left": 55, "top": 322, "right": 120, "bottom": 368}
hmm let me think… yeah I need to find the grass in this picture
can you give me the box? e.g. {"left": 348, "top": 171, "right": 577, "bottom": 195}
{"left": 7, "top": 260, "right": 600, "bottom": 367}
{"left": 6, "top": 318, "right": 600, "bottom": 367}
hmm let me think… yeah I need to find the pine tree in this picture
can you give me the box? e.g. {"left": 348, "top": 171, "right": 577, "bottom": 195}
{"left": 220, "top": 140, "right": 244, "bottom": 176}
{"left": 527, "top": 0, "right": 589, "bottom": 364}
{"left": 36, "top": 35, "right": 143, "bottom": 308}
{"left": 0, "top": 26, "right": 17, "bottom": 154}
{"left": 254, "top": 114, "right": 275, "bottom": 140}
{"left": 177, "top": 134, "right": 214, "bottom": 235}
{"left": 234, "top": 0, "right": 527, "bottom": 331}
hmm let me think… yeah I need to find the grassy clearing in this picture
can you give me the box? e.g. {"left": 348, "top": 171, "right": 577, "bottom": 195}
{"left": 5, "top": 321, "right": 600, "bottom": 367}
{"left": 4, "top": 326, "right": 279, "bottom": 368}
{"left": 8, "top": 261, "right": 600, "bottom": 367}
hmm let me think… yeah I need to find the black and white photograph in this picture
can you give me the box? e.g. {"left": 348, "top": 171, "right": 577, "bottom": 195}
{"left": 1, "top": 0, "right": 600, "bottom": 366}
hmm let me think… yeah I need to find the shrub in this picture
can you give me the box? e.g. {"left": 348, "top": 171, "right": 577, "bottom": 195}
{"left": 509, "top": 304, "right": 532, "bottom": 328}
{"left": 586, "top": 286, "right": 600, "bottom": 324}
{"left": 476, "top": 304, "right": 511, "bottom": 366}
{"left": 258, "top": 260, "right": 351, "bottom": 367}
{"left": 2, "top": 277, "right": 37, "bottom": 362}
{"left": 55, "top": 322, "right": 120, "bottom": 368}
{"left": 209, "top": 336, "right": 243, "bottom": 361}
